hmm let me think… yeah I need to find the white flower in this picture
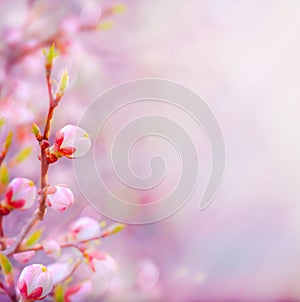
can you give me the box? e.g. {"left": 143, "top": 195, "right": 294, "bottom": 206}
{"left": 46, "top": 184, "right": 74, "bottom": 212}
{"left": 70, "top": 217, "right": 101, "bottom": 242}
{"left": 54, "top": 124, "right": 91, "bottom": 159}
{"left": 42, "top": 239, "right": 61, "bottom": 258}
{"left": 5, "top": 178, "right": 36, "bottom": 210}
{"left": 17, "top": 264, "right": 53, "bottom": 301}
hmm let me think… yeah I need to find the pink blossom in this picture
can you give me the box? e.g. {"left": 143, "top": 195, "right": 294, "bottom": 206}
{"left": 13, "top": 251, "right": 35, "bottom": 264}
{"left": 70, "top": 217, "right": 101, "bottom": 242}
{"left": 86, "top": 250, "right": 116, "bottom": 280}
{"left": 64, "top": 281, "right": 93, "bottom": 302}
{"left": 3, "top": 27, "right": 22, "bottom": 46}
{"left": 46, "top": 184, "right": 74, "bottom": 212}
{"left": 137, "top": 260, "right": 160, "bottom": 291}
{"left": 5, "top": 178, "right": 36, "bottom": 210}
{"left": 59, "top": 16, "right": 80, "bottom": 35}
{"left": 51, "top": 124, "right": 91, "bottom": 160}
{"left": 47, "top": 258, "right": 79, "bottom": 285}
{"left": 79, "top": 3, "right": 102, "bottom": 28}
{"left": 17, "top": 264, "right": 53, "bottom": 301}
{"left": 42, "top": 239, "right": 61, "bottom": 258}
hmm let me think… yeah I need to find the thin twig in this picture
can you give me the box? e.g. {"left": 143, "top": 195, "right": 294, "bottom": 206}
{"left": 0, "top": 216, "right": 4, "bottom": 238}
{"left": 3, "top": 55, "right": 58, "bottom": 256}
{"left": 0, "top": 282, "right": 17, "bottom": 302}
{"left": 2, "top": 210, "right": 39, "bottom": 256}
{"left": 12, "top": 235, "right": 104, "bottom": 255}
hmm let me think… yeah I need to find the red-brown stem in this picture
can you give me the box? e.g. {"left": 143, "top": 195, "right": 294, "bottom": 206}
{"left": 0, "top": 282, "right": 17, "bottom": 302}
{"left": 5, "top": 225, "right": 119, "bottom": 256}
{"left": 0, "top": 216, "right": 4, "bottom": 238}
{"left": 0, "top": 152, "right": 7, "bottom": 167}
{"left": 2, "top": 210, "right": 39, "bottom": 256}
{"left": 12, "top": 234, "right": 106, "bottom": 255}
{"left": 3, "top": 60, "right": 58, "bottom": 256}
{"left": 37, "top": 67, "right": 56, "bottom": 220}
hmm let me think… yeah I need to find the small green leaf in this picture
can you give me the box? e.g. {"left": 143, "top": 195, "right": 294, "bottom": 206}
{"left": 111, "top": 3, "right": 126, "bottom": 14}
{"left": 0, "top": 164, "right": 9, "bottom": 185}
{"left": 0, "top": 118, "right": 5, "bottom": 130}
{"left": 54, "top": 284, "right": 65, "bottom": 302}
{"left": 43, "top": 43, "right": 60, "bottom": 66}
{"left": 4, "top": 131, "right": 12, "bottom": 150}
{"left": 106, "top": 223, "right": 126, "bottom": 235}
{"left": 0, "top": 253, "right": 12, "bottom": 275}
{"left": 25, "top": 229, "right": 43, "bottom": 247}
{"left": 32, "top": 122, "right": 42, "bottom": 138}
{"left": 55, "top": 70, "right": 69, "bottom": 100}
{"left": 15, "top": 147, "right": 32, "bottom": 163}
{"left": 59, "top": 70, "right": 69, "bottom": 93}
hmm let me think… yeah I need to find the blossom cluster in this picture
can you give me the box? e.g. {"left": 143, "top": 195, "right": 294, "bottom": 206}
{"left": 0, "top": 43, "right": 125, "bottom": 302}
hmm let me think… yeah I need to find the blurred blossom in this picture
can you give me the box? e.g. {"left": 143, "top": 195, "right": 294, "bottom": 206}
{"left": 3, "top": 27, "right": 22, "bottom": 46}
{"left": 87, "top": 250, "right": 117, "bottom": 280}
{"left": 137, "top": 260, "right": 160, "bottom": 292}
{"left": 79, "top": 3, "right": 102, "bottom": 28}
{"left": 64, "top": 281, "right": 93, "bottom": 302}
{"left": 48, "top": 249, "right": 83, "bottom": 285}
{"left": 46, "top": 184, "right": 74, "bottom": 212}
{"left": 48, "top": 261, "right": 74, "bottom": 286}
{"left": 42, "top": 239, "right": 61, "bottom": 259}
{"left": 13, "top": 251, "right": 36, "bottom": 264}
{"left": 70, "top": 216, "right": 101, "bottom": 242}
{"left": 17, "top": 264, "right": 53, "bottom": 301}
{"left": 1, "top": 100, "right": 35, "bottom": 126}
{"left": 60, "top": 16, "right": 80, "bottom": 35}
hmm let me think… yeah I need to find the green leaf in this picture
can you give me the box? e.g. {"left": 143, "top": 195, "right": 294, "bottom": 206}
{"left": 54, "top": 284, "right": 65, "bottom": 302}
{"left": 15, "top": 147, "right": 32, "bottom": 163}
{"left": 0, "top": 253, "right": 12, "bottom": 275}
{"left": 25, "top": 229, "right": 43, "bottom": 247}
{"left": 4, "top": 131, "right": 12, "bottom": 150}
{"left": 59, "top": 70, "right": 69, "bottom": 93}
{"left": 32, "top": 122, "right": 42, "bottom": 138}
{"left": 55, "top": 70, "right": 69, "bottom": 100}
{"left": 106, "top": 223, "right": 126, "bottom": 235}
{"left": 43, "top": 43, "right": 60, "bottom": 66}
{"left": 0, "top": 118, "right": 5, "bottom": 130}
{"left": 0, "top": 164, "right": 9, "bottom": 185}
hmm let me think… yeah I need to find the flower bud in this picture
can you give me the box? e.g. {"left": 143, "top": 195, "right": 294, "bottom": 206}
{"left": 46, "top": 184, "right": 74, "bottom": 212}
{"left": 85, "top": 250, "right": 116, "bottom": 280}
{"left": 17, "top": 264, "right": 53, "bottom": 301}
{"left": 70, "top": 217, "right": 101, "bottom": 242}
{"left": 42, "top": 239, "right": 61, "bottom": 259}
{"left": 51, "top": 125, "right": 91, "bottom": 159}
{"left": 5, "top": 178, "right": 36, "bottom": 210}
{"left": 13, "top": 251, "right": 35, "bottom": 264}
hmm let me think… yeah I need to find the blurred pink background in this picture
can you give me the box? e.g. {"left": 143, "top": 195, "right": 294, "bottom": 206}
{"left": 1, "top": 0, "right": 300, "bottom": 301}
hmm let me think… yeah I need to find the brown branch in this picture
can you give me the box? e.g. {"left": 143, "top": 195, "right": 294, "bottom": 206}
{"left": 2, "top": 54, "right": 58, "bottom": 256}
{"left": 13, "top": 235, "right": 104, "bottom": 255}
{"left": 2, "top": 210, "right": 39, "bottom": 256}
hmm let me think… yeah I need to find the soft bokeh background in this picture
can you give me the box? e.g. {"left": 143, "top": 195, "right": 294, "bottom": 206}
{"left": 1, "top": 0, "right": 300, "bottom": 301}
